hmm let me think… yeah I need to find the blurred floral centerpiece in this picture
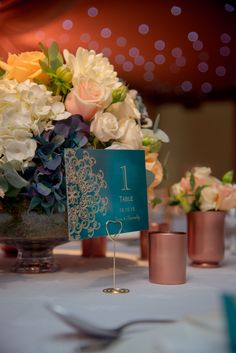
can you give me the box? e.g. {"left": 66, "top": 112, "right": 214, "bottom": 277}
{"left": 0, "top": 42, "right": 168, "bottom": 215}
{"left": 169, "top": 167, "right": 236, "bottom": 212}
{"left": 170, "top": 167, "right": 236, "bottom": 267}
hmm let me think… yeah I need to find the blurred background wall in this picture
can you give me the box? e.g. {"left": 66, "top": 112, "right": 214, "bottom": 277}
{"left": 0, "top": 0, "right": 235, "bottom": 185}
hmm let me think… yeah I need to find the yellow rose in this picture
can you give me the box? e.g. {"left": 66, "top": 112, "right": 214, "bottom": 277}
{"left": 0, "top": 51, "right": 49, "bottom": 84}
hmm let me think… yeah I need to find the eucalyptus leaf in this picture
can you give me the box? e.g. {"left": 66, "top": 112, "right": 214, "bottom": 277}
{"left": 0, "top": 175, "right": 9, "bottom": 192}
{"left": 28, "top": 197, "right": 42, "bottom": 212}
{"left": 2, "top": 163, "right": 28, "bottom": 188}
{"left": 48, "top": 41, "right": 59, "bottom": 60}
{"left": 38, "top": 42, "right": 48, "bottom": 57}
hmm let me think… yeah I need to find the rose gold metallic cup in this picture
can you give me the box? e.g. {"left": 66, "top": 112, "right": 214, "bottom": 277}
{"left": 187, "top": 211, "right": 226, "bottom": 268}
{"left": 140, "top": 223, "right": 169, "bottom": 260}
{"left": 149, "top": 232, "right": 187, "bottom": 284}
{"left": 81, "top": 237, "right": 107, "bottom": 257}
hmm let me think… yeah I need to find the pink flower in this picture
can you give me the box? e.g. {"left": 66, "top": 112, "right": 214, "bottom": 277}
{"left": 216, "top": 184, "right": 236, "bottom": 211}
{"left": 65, "top": 78, "right": 107, "bottom": 121}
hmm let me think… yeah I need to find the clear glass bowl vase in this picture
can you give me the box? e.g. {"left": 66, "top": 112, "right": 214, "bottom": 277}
{"left": 0, "top": 211, "right": 68, "bottom": 273}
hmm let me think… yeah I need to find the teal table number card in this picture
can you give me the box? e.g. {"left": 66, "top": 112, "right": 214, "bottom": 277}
{"left": 64, "top": 149, "right": 148, "bottom": 240}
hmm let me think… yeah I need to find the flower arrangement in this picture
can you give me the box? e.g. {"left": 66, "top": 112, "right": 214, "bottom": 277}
{"left": 169, "top": 166, "right": 236, "bottom": 213}
{"left": 0, "top": 42, "right": 168, "bottom": 214}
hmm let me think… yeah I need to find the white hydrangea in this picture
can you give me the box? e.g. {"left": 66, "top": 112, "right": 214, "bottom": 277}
{"left": 0, "top": 79, "right": 71, "bottom": 170}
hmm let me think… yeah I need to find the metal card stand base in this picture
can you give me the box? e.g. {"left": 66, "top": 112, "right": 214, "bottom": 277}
{"left": 103, "top": 220, "right": 130, "bottom": 294}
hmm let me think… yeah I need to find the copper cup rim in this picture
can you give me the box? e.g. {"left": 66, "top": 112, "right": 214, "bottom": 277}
{"left": 149, "top": 231, "right": 187, "bottom": 237}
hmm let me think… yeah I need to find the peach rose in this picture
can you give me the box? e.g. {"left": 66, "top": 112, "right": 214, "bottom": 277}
{"left": 65, "top": 78, "right": 108, "bottom": 121}
{"left": 217, "top": 184, "right": 236, "bottom": 211}
{"left": 0, "top": 51, "right": 49, "bottom": 84}
{"left": 145, "top": 152, "right": 163, "bottom": 201}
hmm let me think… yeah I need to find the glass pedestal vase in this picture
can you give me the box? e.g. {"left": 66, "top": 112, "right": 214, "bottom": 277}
{"left": 0, "top": 211, "right": 68, "bottom": 273}
{"left": 187, "top": 211, "right": 226, "bottom": 268}
{"left": 81, "top": 237, "right": 107, "bottom": 257}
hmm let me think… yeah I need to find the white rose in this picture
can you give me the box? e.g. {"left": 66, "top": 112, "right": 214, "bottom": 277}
{"left": 90, "top": 112, "right": 122, "bottom": 142}
{"left": 118, "top": 119, "right": 142, "bottom": 149}
{"left": 171, "top": 182, "right": 185, "bottom": 197}
{"left": 192, "top": 167, "right": 211, "bottom": 179}
{"left": 199, "top": 186, "right": 219, "bottom": 211}
{"left": 106, "top": 142, "right": 134, "bottom": 150}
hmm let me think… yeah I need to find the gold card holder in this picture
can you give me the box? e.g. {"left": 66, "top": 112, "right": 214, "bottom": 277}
{"left": 103, "top": 220, "right": 130, "bottom": 294}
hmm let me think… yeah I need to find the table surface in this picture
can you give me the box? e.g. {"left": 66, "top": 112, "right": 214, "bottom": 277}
{"left": 0, "top": 234, "right": 236, "bottom": 353}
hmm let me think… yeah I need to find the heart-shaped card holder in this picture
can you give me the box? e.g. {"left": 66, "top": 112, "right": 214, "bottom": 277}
{"left": 103, "top": 220, "right": 130, "bottom": 294}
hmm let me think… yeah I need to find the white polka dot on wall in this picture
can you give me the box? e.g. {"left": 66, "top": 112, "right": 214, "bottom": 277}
{"left": 80, "top": 33, "right": 91, "bottom": 43}
{"left": 220, "top": 46, "right": 231, "bottom": 57}
{"left": 181, "top": 81, "right": 192, "bottom": 92}
{"left": 102, "top": 48, "right": 112, "bottom": 57}
{"left": 134, "top": 56, "right": 145, "bottom": 65}
{"left": 154, "top": 40, "right": 165, "bottom": 50}
{"left": 198, "top": 62, "right": 208, "bottom": 73}
{"left": 116, "top": 37, "right": 127, "bottom": 47}
{"left": 87, "top": 7, "right": 98, "bottom": 17}
{"left": 115, "top": 54, "right": 125, "bottom": 65}
{"left": 192, "top": 40, "right": 204, "bottom": 51}
{"left": 129, "top": 47, "right": 140, "bottom": 58}
{"left": 187, "top": 31, "right": 199, "bottom": 42}
{"left": 201, "top": 82, "right": 212, "bottom": 93}
{"left": 144, "top": 61, "right": 155, "bottom": 71}
{"left": 224, "top": 3, "right": 235, "bottom": 12}
{"left": 62, "top": 19, "right": 73, "bottom": 30}
{"left": 171, "top": 6, "right": 182, "bottom": 16}
{"left": 171, "top": 48, "right": 183, "bottom": 58}
{"left": 123, "top": 61, "right": 134, "bottom": 72}
{"left": 220, "top": 33, "right": 231, "bottom": 44}
{"left": 216, "top": 66, "right": 226, "bottom": 77}
{"left": 138, "top": 24, "right": 149, "bottom": 35}
{"left": 144, "top": 72, "right": 154, "bottom": 82}
{"left": 100, "top": 28, "right": 112, "bottom": 39}
{"left": 154, "top": 54, "right": 165, "bottom": 65}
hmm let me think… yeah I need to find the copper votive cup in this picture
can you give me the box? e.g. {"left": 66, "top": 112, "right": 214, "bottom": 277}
{"left": 140, "top": 223, "right": 169, "bottom": 260}
{"left": 149, "top": 231, "right": 187, "bottom": 285}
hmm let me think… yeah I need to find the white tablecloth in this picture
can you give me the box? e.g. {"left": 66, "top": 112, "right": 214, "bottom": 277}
{"left": 0, "top": 238, "right": 236, "bottom": 353}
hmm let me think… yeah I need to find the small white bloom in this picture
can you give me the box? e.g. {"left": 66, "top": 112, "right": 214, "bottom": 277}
{"left": 91, "top": 112, "right": 122, "bottom": 142}
{"left": 118, "top": 119, "right": 143, "bottom": 149}
{"left": 199, "top": 186, "right": 218, "bottom": 211}
{"left": 106, "top": 142, "right": 134, "bottom": 150}
{"left": 108, "top": 91, "right": 141, "bottom": 121}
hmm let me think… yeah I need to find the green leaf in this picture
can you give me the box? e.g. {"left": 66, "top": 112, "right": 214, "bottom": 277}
{"left": 169, "top": 200, "right": 180, "bottom": 206}
{"left": 222, "top": 170, "right": 234, "bottom": 184}
{"left": 28, "top": 197, "right": 42, "bottom": 212}
{"left": 151, "top": 197, "right": 162, "bottom": 208}
{"left": 48, "top": 42, "right": 59, "bottom": 60}
{"left": 39, "top": 59, "right": 50, "bottom": 73}
{"left": 0, "top": 175, "right": 9, "bottom": 192}
{"left": 0, "top": 68, "right": 5, "bottom": 78}
{"left": 190, "top": 173, "right": 195, "bottom": 191}
{"left": 50, "top": 58, "right": 63, "bottom": 71}
{"left": 38, "top": 42, "right": 48, "bottom": 57}
{"left": 1, "top": 163, "right": 28, "bottom": 188}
